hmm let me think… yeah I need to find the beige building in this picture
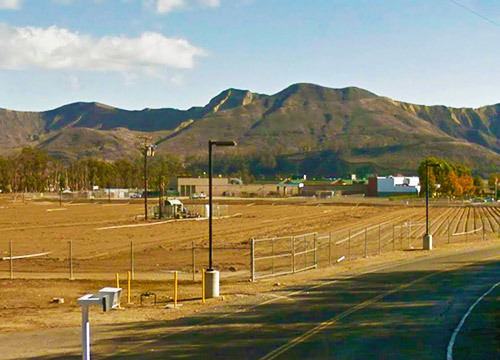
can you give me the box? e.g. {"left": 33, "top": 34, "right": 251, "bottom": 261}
{"left": 171, "top": 177, "right": 229, "bottom": 196}
{"left": 170, "top": 177, "right": 278, "bottom": 197}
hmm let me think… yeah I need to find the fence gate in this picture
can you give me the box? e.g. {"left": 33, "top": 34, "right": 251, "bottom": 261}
{"left": 250, "top": 232, "right": 318, "bottom": 281}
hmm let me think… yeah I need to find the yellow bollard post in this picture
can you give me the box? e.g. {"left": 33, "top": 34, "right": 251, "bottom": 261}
{"left": 115, "top": 272, "right": 122, "bottom": 308}
{"left": 202, "top": 269, "right": 206, "bottom": 304}
{"left": 174, "top": 271, "right": 178, "bottom": 308}
{"left": 127, "top": 271, "right": 131, "bottom": 304}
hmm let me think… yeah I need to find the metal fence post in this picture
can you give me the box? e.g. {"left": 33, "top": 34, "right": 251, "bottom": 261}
{"left": 69, "top": 240, "right": 73, "bottom": 280}
{"left": 378, "top": 224, "right": 381, "bottom": 254}
{"left": 130, "top": 241, "right": 134, "bottom": 280}
{"left": 482, "top": 220, "right": 486, "bottom": 241}
{"left": 400, "top": 222, "right": 403, "bottom": 250}
{"left": 348, "top": 229, "right": 351, "bottom": 260}
{"left": 448, "top": 219, "right": 451, "bottom": 244}
{"left": 392, "top": 223, "right": 395, "bottom": 251}
{"left": 305, "top": 235, "right": 308, "bottom": 269}
{"left": 271, "top": 237, "right": 275, "bottom": 275}
{"left": 192, "top": 241, "right": 196, "bottom": 282}
{"left": 408, "top": 220, "right": 412, "bottom": 248}
{"left": 250, "top": 238, "right": 255, "bottom": 282}
{"left": 364, "top": 228, "right": 368, "bottom": 258}
{"left": 9, "top": 241, "right": 13, "bottom": 280}
{"left": 314, "top": 233, "right": 318, "bottom": 268}
{"left": 328, "top": 231, "right": 332, "bottom": 266}
{"left": 291, "top": 235, "right": 295, "bottom": 273}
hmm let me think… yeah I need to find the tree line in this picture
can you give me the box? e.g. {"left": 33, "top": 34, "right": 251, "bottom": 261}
{"left": 418, "top": 157, "right": 491, "bottom": 197}
{"left": 0, "top": 148, "right": 354, "bottom": 193}
{"left": 0, "top": 147, "right": 183, "bottom": 193}
{"left": 0, "top": 148, "right": 495, "bottom": 196}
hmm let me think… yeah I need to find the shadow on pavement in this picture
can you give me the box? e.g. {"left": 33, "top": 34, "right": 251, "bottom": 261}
{"left": 21, "top": 258, "right": 500, "bottom": 360}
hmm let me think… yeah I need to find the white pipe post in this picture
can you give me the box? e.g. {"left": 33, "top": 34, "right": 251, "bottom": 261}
{"left": 292, "top": 235, "right": 295, "bottom": 273}
{"left": 82, "top": 305, "right": 90, "bottom": 360}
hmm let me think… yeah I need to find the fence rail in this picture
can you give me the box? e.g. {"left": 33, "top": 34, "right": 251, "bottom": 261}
{"left": 251, "top": 233, "right": 318, "bottom": 281}
{"left": 2, "top": 207, "right": 499, "bottom": 282}
{"left": 250, "top": 214, "right": 500, "bottom": 281}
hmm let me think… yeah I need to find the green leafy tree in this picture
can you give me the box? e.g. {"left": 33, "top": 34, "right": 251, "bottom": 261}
{"left": 418, "top": 157, "right": 476, "bottom": 198}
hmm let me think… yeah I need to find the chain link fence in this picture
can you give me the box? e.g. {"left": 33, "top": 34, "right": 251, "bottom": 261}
{"left": 1, "top": 207, "right": 499, "bottom": 281}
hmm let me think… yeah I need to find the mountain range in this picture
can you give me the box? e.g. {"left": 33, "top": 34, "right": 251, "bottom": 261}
{"left": 0, "top": 83, "right": 499, "bottom": 175}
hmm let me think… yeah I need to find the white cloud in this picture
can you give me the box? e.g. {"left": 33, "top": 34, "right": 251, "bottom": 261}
{"left": 0, "top": 24, "right": 206, "bottom": 76}
{"left": 65, "top": 74, "right": 83, "bottom": 91}
{"left": 170, "top": 74, "right": 185, "bottom": 86}
{"left": 198, "top": 0, "right": 220, "bottom": 7}
{"left": 152, "top": 0, "right": 220, "bottom": 14}
{"left": 156, "top": 0, "right": 186, "bottom": 13}
{"left": 0, "top": 0, "right": 21, "bottom": 10}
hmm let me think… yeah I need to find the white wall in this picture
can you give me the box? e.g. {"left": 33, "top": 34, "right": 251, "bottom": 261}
{"left": 377, "top": 176, "right": 420, "bottom": 194}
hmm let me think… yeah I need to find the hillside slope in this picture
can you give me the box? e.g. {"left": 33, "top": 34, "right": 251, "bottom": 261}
{"left": 0, "top": 83, "right": 498, "bottom": 174}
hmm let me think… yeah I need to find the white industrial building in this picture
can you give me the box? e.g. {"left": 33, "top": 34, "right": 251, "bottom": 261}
{"left": 368, "top": 176, "right": 420, "bottom": 196}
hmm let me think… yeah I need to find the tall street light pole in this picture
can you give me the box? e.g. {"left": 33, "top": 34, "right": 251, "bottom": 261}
{"left": 423, "top": 162, "right": 439, "bottom": 250}
{"left": 206, "top": 140, "right": 236, "bottom": 299}
{"left": 141, "top": 135, "right": 155, "bottom": 221}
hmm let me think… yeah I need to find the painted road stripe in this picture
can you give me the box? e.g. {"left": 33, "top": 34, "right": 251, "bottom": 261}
{"left": 446, "top": 280, "right": 500, "bottom": 360}
{"left": 99, "top": 248, "right": 499, "bottom": 360}
{"left": 100, "top": 255, "right": 441, "bottom": 359}
{"left": 259, "top": 254, "right": 500, "bottom": 360}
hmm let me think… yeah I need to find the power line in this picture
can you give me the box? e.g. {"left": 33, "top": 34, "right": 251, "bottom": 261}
{"left": 447, "top": 0, "right": 500, "bottom": 28}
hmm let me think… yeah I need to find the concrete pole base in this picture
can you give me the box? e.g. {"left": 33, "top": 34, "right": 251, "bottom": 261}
{"left": 205, "top": 269, "right": 220, "bottom": 299}
{"left": 423, "top": 234, "right": 433, "bottom": 250}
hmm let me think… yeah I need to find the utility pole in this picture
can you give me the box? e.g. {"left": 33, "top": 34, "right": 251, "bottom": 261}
{"left": 159, "top": 180, "right": 164, "bottom": 218}
{"left": 141, "top": 135, "right": 155, "bottom": 221}
{"left": 423, "top": 162, "right": 440, "bottom": 250}
{"left": 495, "top": 176, "right": 498, "bottom": 201}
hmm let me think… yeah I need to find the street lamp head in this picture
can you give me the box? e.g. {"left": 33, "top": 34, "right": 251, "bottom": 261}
{"left": 209, "top": 140, "right": 237, "bottom": 147}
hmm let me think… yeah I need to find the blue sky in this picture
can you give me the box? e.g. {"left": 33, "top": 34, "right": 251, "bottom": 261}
{"left": 0, "top": 0, "right": 498, "bottom": 111}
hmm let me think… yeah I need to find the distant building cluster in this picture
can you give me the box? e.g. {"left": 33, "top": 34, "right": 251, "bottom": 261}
{"left": 168, "top": 174, "right": 421, "bottom": 198}
{"left": 59, "top": 174, "right": 422, "bottom": 199}
{"left": 367, "top": 176, "right": 421, "bottom": 197}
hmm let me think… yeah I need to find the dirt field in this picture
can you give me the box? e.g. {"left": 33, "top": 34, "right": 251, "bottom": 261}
{"left": 0, "top": 196, "right": 498, "bottom": 333}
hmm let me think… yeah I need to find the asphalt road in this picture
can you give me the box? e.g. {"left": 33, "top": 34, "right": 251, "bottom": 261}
{"left": 12, "top": 244, "right": 500, "bottom": 360}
